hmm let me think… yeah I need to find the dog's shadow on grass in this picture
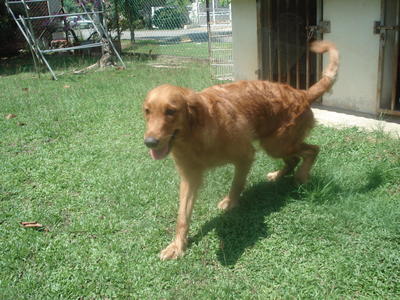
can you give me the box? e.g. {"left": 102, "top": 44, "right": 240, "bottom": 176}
{"left": 190, "top": 178, "right": 298, "bottom": 266}
{"left": 190, "top": 168, "right": 385, "bottom": 266}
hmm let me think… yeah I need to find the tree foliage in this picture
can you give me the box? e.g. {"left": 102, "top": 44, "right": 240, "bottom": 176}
{"left": 153, "top": 7, "right": 188, "bottom": 29}
{"left": 0, "top": 1, "right": 22, "bottom": 55}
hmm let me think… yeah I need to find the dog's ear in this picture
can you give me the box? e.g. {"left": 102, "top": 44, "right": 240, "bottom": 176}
{"left": 185, "top": 93, "right": 205, "bottom": 128}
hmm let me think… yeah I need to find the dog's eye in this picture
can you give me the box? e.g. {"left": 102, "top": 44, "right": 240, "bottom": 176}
{"left": 165, "top": 109, "right": 176, "bottom": 116}
{"left": 145, "top": 108, "right": 150, "bottom": 115}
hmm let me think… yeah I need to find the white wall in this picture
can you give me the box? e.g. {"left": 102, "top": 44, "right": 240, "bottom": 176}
{"left": 230, "top": 0, "right": 381, "bottom": 115}
{"left": 323, "top": 0, "right": 381, "bottom": 114}
{"left": 231, "top": 0, "right": 259, "bottom": 80}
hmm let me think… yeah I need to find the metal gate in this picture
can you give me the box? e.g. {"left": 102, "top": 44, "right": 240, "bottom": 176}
{"left": 376, "top": 0, "right": 400, "bottom": 116}
{"left": 206, "top": 0, "right": 233, "bottom": 81}
{"left": 258, "top": 0, "right": 327, "bottom": 90}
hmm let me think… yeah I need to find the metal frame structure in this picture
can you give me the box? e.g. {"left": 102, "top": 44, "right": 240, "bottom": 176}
{"left": 206, "top": 0, "right": 233, "bottom": 81}
{"left": 5, "top": 0, "right": 125, "bottom": 80}
{"left": 257, "top": 0, "right": 326, "bottom": 90}
{"left": 376, "top": 0, "right": 400, "bottom": 116}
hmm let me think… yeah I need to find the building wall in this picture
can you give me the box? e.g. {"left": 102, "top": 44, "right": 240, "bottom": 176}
{"left": 230, "top": 0, "right": 381, "bottom": 115}
{"left": 323, "top": 0, "right": 381, "bottom": 114}
{"left": 231, "top": 0, "right": 259, "bottom": 80}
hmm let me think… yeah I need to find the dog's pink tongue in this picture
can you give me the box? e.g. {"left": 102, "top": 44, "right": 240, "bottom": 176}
{"left": 150, "top": 145, "right": 169, "bottom": 160}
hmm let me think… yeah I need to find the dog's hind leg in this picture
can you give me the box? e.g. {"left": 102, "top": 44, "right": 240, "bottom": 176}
{"left": 294, "top": 143, "right": 320, "bottom": 184}
{"left": 218, "top": 150, "right": 254, "bottom": 211}
{"left": 267, "top": 156, "right": 300, "bottom": 182}
{"left": 160, "top": 168, "right": 203, "bottom": 260}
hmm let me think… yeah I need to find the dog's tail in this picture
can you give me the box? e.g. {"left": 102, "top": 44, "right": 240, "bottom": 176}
{"left": 305, "top": 40, "right": 339, "bottom": 103}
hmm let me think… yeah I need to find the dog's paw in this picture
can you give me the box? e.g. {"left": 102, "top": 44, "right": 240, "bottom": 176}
{"left": 266, "top": 171, "right": 281, "bottom": 182}
{"left": 159, "top": 242, "right": 184, "bottom": 260}
{"left": 218, "top": 196, "right": 238, "bottom": 211}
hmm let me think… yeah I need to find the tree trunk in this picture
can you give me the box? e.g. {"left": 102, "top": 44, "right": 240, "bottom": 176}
{"left": 125, "top": 0, "right": 135, "bottom": 46}
{"left": 114, "top": 0, "right": 122, "bottom": 53}
{"left": 130, "top": 24, "right": 135, "bottom": 45}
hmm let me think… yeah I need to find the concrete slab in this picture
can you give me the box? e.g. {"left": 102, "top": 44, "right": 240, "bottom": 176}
{"left": 312, "top": 105, "right": 400, "bottom": 138}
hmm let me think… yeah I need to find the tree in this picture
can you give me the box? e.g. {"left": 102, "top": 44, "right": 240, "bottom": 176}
{"left": 62, "top": 0, "right": 80, "bottom": 13}
{"left": 119, "top": 0, "right": 152, "bottom": 45}
{"left": 0, "top": 2, "right": 22, "bottom": 56}
{"left": 153, "top": 7, "right": 188, "bottom": 29}
{"left": 116, "top": 0, "right": 190, "bottom": 45}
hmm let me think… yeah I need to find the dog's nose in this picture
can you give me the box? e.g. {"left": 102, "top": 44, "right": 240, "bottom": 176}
{"left": 144, "top": 137, "right": 159, "bottom": 148}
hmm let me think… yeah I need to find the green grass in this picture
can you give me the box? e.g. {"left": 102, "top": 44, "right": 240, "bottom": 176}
{"left": 122, "top": 39, "right": 210, "bottom": 59}
{"left": 1, "top": 56, "right": 400, "bottom": 299}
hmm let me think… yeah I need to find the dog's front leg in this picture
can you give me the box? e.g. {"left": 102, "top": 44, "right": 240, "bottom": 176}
{"left": 160, "top": 170, "right": 202, "bottom": 260}
{"left": 218, "top": 152, "right": 254, "bottom": 211}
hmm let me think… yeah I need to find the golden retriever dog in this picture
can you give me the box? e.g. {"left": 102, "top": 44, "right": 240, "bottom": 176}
{"left": 143, "top": 41, "right": 339, "bottom": 260}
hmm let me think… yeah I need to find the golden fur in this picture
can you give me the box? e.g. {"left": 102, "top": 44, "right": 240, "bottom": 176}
{"left": 143, "top": 40, "right": 339, "bottom": 260}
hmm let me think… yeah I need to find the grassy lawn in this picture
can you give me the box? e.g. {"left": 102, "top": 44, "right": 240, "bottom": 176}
{"left": 122, "top": 39, "right": 210, "bottom": 59}
{"left": 1, "top": 56, "right": 400, "bottom": 299}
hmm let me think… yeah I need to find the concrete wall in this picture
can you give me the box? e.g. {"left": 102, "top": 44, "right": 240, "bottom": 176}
{"left": 230, "top": 0, "right": 381, "bottom": 115}
{"left": 231, "top": 0, "right": 259, "bottom": 80}
{"left": 322, "top": 0, "right": 381, "bottom": 114}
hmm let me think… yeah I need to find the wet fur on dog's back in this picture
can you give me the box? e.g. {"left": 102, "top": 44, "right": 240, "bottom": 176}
{"left": 143, "top": 40, "right": 339, "bottom": 260}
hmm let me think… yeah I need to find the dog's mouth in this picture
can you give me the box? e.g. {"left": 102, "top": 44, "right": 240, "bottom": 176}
{"left": 149, "top": 130, "right": 178, "bottom": 160}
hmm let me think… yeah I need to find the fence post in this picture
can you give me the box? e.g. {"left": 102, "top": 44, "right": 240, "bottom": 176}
{"left": 206, "top": 0, "right": 212, "bottom": 61}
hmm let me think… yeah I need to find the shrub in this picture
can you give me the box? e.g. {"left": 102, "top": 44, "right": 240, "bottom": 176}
{"left": 152, "top": 7, "right": 188, "bottom": 29}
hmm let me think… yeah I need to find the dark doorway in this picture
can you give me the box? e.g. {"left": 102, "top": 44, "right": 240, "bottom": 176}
{"left": 258, "top": 0, "right": 322, "bottom": 90}
{"left": 377, "top": 0, "right": 400, "bottom": 115}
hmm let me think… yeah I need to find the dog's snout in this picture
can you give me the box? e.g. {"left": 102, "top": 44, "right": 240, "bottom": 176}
{"left": 144, "top": 137, "right": 159, "bottom": 148}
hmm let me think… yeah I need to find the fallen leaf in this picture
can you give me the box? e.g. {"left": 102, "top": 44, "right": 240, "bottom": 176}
{"left": 20, "top": 222, "right": 48, "bottom": 231}
{"left": 63, "top": 85, "right": 71, "bottom": 88}
{"left": 5, "top": 114, "right": 17, "bottom": 119}
{"left": 20, "top": 221, "right": 42, "bottom": 228}
{"left": 22, "top": 88, "right": 29, "bottom": 92}
{"left": 17, "top": 122, "right": 26, "bottom": 126}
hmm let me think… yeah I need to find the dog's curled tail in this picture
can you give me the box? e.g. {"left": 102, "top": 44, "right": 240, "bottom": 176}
{"left": 306, "top": 40, "right": 339, "bottom": 102}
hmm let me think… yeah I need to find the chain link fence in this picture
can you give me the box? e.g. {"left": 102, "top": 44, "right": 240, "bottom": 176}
{"left": 106, "top": 0, "right": 233, "bottom": 80}
{"left": 2, "top": 0, "right": 233, "bottom": 79}
{"left": 104, "top": 0, "right": 231, "bottom": 62}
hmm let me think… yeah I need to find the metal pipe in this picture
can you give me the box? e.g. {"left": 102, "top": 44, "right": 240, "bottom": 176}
{"left": 212, "top": 0, "right": 216, "bottom": 25}
{"left": 206, "top": 0, "right": 212, "bottom": 70}
{"left": 276, "top": 0, "right": 281, "bottom": 82}
{"left": 81, "top": 1, "right": 126, "bottom": 69}
{"left": 41, "top": 42, "right": 103, "bottom": 53}
{"left": 7, "top": 0, "right": 47, "bottom": 3}
{"left": 286, "top": 0, "right": 290, "bottom": 85}
{"left": 376, "top": 0, "right": 386, "bottom": 112}
{"left": 21, "top": 0, "right": 41, "bottom": 77}
{"left": 5, "top": 2, "right": 40, "bottom": 63}
{"left": 19, "top": 11, "right": 104, "bottom": 21}
{"left": 390, "top": 0, "right": 400, "bottom": 111}
{"left": 267, "top": 0, "right": 272, "bottom": 80}
{"left": 21, "top": 16, "right": 58, "bottom": 79}
{"left": 305, "top": 0, "right": 310, "bottom": 89}
{"left": 295, "top": 0, "right": 300, "bottom": 88}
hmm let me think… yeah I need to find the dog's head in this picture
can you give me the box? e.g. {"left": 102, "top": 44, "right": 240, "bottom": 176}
{"left": 143, "top": 84, "right": 202, "bottom": 160}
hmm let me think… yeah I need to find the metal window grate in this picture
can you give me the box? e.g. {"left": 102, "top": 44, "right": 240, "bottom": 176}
{"left": 258, "top": 0, "right": 322, "bottom": 90}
